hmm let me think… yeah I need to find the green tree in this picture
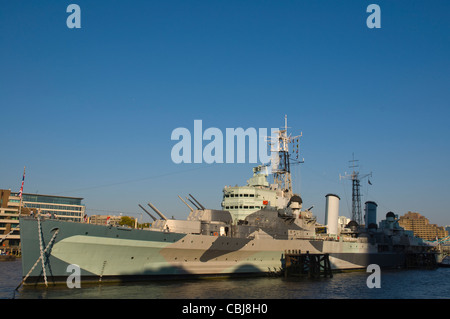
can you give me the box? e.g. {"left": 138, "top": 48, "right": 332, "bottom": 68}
{"left": 119, "top": 216, "right": 135, "bottom": 227}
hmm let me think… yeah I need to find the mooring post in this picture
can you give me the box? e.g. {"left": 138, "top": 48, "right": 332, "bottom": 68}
{"left": 284, "top": 250, "right": 290, "bottom": 278}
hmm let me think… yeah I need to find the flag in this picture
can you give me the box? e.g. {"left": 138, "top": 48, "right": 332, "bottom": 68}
{"left": 18, "top": 167, "right": 25, "bottom": 199}
{"left": 368, "top": 179, "right": 372, "bottom": 185}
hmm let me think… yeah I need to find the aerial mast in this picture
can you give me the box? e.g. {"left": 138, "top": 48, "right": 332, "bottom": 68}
{"left": 340, "top": 154, "right": 372, "bottom": 225}
{"left": 267, "top": 115, "right": 303, "bottom": 197}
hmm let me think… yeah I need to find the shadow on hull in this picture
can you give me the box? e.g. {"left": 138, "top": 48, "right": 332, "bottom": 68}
{"left": 22, "top": 263, "right": 267, "bottom": 287}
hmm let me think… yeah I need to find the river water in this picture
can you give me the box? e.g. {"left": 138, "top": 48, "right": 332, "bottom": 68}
{"left": 1, "top": 259, "right": 449, "bottom": 300}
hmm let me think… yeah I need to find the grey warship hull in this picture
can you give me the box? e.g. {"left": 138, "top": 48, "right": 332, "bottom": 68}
{"left": 20, "top": 217, "right": 416, "bottom": 285}
{"left": 18, "top": 117, "right": 431, "bottom": 286}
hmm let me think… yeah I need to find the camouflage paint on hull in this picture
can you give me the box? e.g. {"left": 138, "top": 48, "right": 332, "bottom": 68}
{"left": 20, "top": 218, "right": 407, "bottom": 285}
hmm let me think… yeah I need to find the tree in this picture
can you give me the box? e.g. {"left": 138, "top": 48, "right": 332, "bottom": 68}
{"left": 119, "top": 216, "right": 135, "bottom": 227}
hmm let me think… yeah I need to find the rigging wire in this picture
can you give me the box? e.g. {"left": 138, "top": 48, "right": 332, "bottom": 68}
{"left": 52, "top": 165, "right": 215, "bottom": 196}
{"left": 340, "top": 179, "right": 351, "bottom": 218}
{"left": 51, "top": 165, "right": 216, "bottom": 216}
{"left": 85, "top": 207, "right": 141, "bottom": 216}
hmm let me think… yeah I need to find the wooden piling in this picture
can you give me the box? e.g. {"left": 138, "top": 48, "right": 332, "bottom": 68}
{"left": 284, "top": 250, "right": 333, "bottom": 278}
{"left": 405, "top": 252, "right": 438, "bottom": 269}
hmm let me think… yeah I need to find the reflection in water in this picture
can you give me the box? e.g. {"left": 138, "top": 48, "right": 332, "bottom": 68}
{"left": 2, "top": 260, "right": 449, "bottom": 299}
{"left": 16, "top": 269, "right": 450, "bottom": 299}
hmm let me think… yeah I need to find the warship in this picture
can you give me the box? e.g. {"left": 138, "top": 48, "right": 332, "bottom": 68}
{"left": 19, "top": 117, "right": 431, "bottom": 285}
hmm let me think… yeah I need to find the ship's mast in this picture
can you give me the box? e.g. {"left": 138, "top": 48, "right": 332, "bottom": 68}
{"left": 267, "top": 115, "right": 302, "bottom": 197}
{"left": 340, "top": 154, "right": 372, "bottom": 225}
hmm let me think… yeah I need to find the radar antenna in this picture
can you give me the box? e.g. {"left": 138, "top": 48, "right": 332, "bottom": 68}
{"left": 266, "top": 115, "right": 303, "bottom": 197}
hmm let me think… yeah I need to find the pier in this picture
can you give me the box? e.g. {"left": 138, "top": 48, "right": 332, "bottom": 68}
{"left": 284, "top": 250, "right": 333, "bottom": 278}
{"left": 405, "top": 252, "right": 438, "bottom": 269}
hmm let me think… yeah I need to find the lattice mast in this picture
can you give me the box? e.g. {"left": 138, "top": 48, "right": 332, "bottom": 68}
{"left": 340, "top": 155, "right": 372, "bottom": 225}
{"left": 268, "top": 115, "right": 303, "bottom": 197}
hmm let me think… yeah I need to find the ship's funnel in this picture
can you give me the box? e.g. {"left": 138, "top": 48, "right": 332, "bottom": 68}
{"left": 364, "top": 201, "right": 378, "bottom": 229}
{"left": 325, "top": 194, "right": 340, "bottom": 236}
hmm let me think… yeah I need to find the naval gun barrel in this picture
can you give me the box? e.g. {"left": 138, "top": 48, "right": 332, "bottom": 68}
{"left": 147, "top": 202, "right": 168, "bottom": 221}
{"left": 187, "top": 197, "right": 201, "bottom": 210}
{"left": 178, "top": 195, "right": 194, "bottom": 212}
{"left": 189, "top": 194, "right": 205, "bottom": 210}
{"left": 138, "top": 204, "right": 157, "bottom": 221}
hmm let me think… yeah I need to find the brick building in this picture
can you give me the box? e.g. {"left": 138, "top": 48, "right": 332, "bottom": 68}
{"left": 398, "top": 211, "right": 448, "bottom": 241}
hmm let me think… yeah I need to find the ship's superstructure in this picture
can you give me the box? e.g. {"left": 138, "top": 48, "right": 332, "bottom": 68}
{"left": 222, "top": 165, "right": 283, "bottom": 222}
{"left": 18, "top": 116, "right": 433, "bottom": 286}
{"left": 222, "top": 115, "right": 303, "bottom": 222}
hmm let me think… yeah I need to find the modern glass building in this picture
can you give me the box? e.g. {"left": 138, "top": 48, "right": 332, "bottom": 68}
{"left": 10, "top": 192, "right": 85, "bottom": 222}
{"left": 1, "top": 189, "right": 86, "bottom": 254}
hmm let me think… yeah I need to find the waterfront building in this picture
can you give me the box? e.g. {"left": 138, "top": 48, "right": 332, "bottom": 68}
{"left": 0, "top": 189, "right": 85, "bottom": 254}
{"left": 0, "top": 190, "right": 21, "bottom": 254}
{"left": 398, "top": 211, "right": 448, "bottom": 241}
{"left": 89, "top": 215, "right": 138, "bottom": 228}
{"left": 89, "top": 215, "right": 122, "bottom": 226}
{"left": 13, "top": 192, "right": 85, "bottom": 222}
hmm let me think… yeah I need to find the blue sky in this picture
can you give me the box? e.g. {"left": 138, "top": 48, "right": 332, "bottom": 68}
{"left": 1, "top": 0, "right": 449, "bottom": 226}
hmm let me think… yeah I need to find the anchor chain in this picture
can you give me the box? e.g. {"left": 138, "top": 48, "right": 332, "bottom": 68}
{"left": 37, "top": 216, "right": 48, "bottom": 287}
{"left": 15, "top": 220, "right": 59, "bottom": 290}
